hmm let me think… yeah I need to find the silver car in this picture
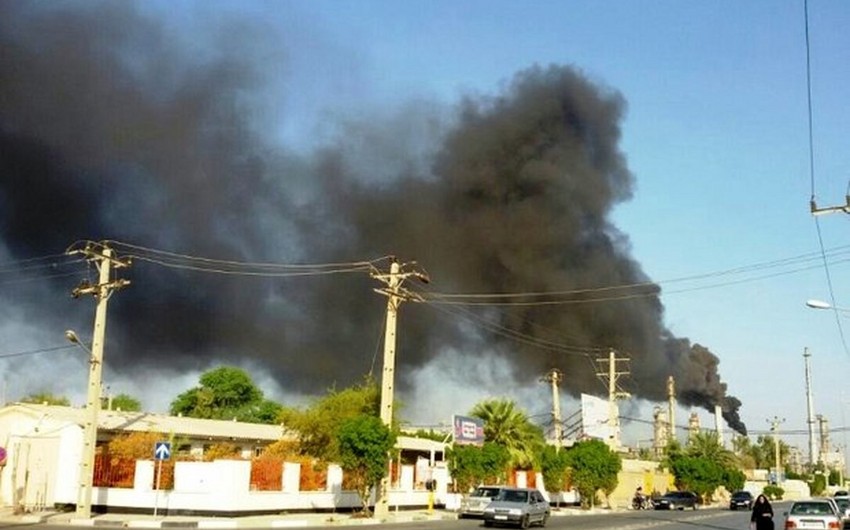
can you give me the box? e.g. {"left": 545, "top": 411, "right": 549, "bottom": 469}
{"left": 482, "top": 487, "right": 550, "bottom": 528}
{"left": 460, "top": 486, "right": 506, "bottom": 518}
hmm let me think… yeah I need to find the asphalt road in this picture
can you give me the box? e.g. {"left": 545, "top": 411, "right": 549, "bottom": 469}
{"left": 4, "top": 505, "right": 790, "bottom": 530}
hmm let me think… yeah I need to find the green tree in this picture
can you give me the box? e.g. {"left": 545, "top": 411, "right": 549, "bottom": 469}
{"left": 538, "top": 446, "right": 570, "bottom": 507}
{"left": 687, "top": 431, "right": 736, "bottom": 468}
{"left": 446, "top": 442, "right": 510, "bottom": 493}
{"left": 723, "top": 467, "right": 746, "bottom": 493}
{"left": 731, "top": 435, "right": 757, "bottom": 469}
{"left": 169, "top": 366, "right": 281, "bottom": 424}
{"left": 21, "top": 392, "right": 70, "bottom": 406}
{"left": 470, "top": 399, "right": 544, "bottom": 469}
{"left": 337, "top": 414, "right": 396, "bottom": 515}
{"left": 669, "top": 455, "right": 724, "bottom": 499}
{"left": 109, "top": 393, "right": 142, "bottom": 412}
{"left": 564, "top": 439, "right": 621, "bottom": 508}
{"left": 279, "top": 378, "right": 379, "bottom": 463}
{"left": 733, "top": 434, "right": 790, "bottom": 470}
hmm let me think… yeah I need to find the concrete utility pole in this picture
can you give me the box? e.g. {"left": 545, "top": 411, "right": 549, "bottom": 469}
{"left": 595, "top": 349, "right": 630, "bottom": 450}
{"left": 370, "top": 258, "right": 428, "bottom": 519}
{"left": 768, "top": 416, "right": 786, "bottom": 485}
{"left": 67, "top": 242, "right": 130, "bottom": 519}
{"left": 541, "top": 369, "right": 563, "bottom": 448}
{"left": 804, "top": 347, "right": 818, "bottom": 465}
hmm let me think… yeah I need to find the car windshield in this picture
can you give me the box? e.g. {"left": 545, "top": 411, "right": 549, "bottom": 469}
{"left": 790, "top": 502, "right": 835, "bottom": 516}
{"left": 498, "top": 490, "right": 529, "bottom": 503}
{"left": 835, "top": 498, "right": 850, "bottom": 510}
{"left": 733, "top": 492, "right": 752, "bottom": 498}
{"left": 472, "top": 487, "right": 501, "bottom": 498}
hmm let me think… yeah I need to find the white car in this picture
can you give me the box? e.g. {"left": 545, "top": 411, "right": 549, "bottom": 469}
{"left": 783, "top": 499, "right": 842, "bottom": 530}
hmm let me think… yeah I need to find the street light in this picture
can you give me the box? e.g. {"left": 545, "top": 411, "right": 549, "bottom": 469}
{"left": 66, "top": 330, "right": 89, "bottom": 351}
{"left": 806, "top": 299, "right": 850, "bottom": 313}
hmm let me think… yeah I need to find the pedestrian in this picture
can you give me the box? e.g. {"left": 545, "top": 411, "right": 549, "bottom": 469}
{"left": 750, "top": 494, "right": 774, "bottom": 530}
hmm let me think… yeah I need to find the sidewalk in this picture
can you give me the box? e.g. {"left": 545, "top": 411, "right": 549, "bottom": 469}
{"left": 1, "top": 507, "right": 454, "bottom": 528}
{"left": 0, "top": 506, "right": 605, "bottom": 528}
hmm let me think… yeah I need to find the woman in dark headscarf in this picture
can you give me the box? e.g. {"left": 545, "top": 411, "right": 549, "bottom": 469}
{"left": 751, "top": 494, "right": 774, "bottom": 530}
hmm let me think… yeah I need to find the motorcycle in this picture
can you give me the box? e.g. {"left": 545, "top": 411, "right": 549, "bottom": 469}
{"left": 632, "top": 494, "right": 652, "bottom": 510}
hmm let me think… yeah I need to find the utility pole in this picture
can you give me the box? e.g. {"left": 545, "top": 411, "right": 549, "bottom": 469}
{"left": 370, "top": 258, "right": 428, "bottom": 519}
{"left": 67, "top": 241, "right": 130, "bottom": 518}
{"left": 768, "top": 416, "right": 786, "bottom": 485}
{"left": 804, "top": 348, "right": 818, "bottom": 466}
{"left": 595, "top": 349, "right": 630, "bottom": 450}
{"left": 541, "top": 369, "right": 563, "bottom": 448}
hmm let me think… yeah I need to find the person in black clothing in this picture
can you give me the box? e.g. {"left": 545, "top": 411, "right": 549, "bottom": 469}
{"left": 750, "top": 494, "right": 774, "bottom": 530}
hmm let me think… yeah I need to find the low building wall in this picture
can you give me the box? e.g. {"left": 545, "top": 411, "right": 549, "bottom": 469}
{"left": 84, "top": 459, "right": 446, "bottom": 515}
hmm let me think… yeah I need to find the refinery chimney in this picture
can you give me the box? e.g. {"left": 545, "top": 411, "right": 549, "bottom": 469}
{"left": 715, "top": 404, "right": 725, "bottom": 448}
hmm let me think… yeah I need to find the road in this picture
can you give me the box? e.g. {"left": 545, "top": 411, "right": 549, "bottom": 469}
{"left": 3, "top": 504, "right": 788, "bottom": 530}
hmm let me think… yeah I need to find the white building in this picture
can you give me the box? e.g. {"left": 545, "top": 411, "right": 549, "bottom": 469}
{"left": 0, "top": 403, "right": 448, "bottom": 514}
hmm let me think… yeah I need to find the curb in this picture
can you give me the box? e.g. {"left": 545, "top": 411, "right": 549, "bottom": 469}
{"left": 0, "top": 511, "right": 461, "bottom": 529}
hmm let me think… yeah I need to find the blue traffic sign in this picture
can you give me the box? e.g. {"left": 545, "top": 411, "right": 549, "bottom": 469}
{"left": 154, "top": 441, "right": 171, "bottom": 461}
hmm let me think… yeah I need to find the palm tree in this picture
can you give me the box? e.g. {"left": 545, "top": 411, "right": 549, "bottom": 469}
{"left": 686, "top": 431, "right": 737, "bottom": 468}
{"left": 470, "top": 398, "right": 544, "bottom": 469}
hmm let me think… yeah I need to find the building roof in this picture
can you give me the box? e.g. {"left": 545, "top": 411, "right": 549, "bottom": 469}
{"left": 1, "top": 404, "right": 448, "bottom": 452}
{"left": 1, "top": 403, "right": 290, "bottom": 442}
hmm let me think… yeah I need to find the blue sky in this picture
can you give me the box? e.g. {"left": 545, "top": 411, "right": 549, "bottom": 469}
{"left": 3, "top": 0, "right": 850, "bottom": 454}
{"left": 247, "top": 0, "right": 850, "bottom": 446}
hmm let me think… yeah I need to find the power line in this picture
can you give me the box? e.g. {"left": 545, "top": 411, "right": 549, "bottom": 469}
{"left": 418, "top": 247, "right": 850, "bottom": 307}
{"left": 108, "top": 240, "right": 389, "bottom": 277}
{"left": 0, "top": 345, "right": 77, "bottom": 359}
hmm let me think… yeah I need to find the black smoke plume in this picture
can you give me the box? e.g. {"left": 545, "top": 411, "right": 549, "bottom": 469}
{"left": 0, "top": 2, "right": 746, "bottom": 434}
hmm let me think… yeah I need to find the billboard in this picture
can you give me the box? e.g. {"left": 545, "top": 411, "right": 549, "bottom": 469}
{"left": 452, "top": 415, "right": 485, "bottom": 446}
{"left": 580, "top": 393, "right": 614, "bottom": 441}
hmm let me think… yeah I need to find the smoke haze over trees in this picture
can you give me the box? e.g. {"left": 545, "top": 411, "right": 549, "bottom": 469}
{"left": 0, "top": 2, "right": 745, "bottom": 434}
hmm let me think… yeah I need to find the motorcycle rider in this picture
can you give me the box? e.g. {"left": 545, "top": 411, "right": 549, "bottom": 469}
{"left": 633, "top": 486, "right": 647, "bottom": 509}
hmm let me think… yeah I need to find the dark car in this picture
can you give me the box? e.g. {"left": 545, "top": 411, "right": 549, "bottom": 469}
{"left": 654, "top": 491, "right": 699, "bottom": 510}
{"left": 729, "top": 491, "right": 754, "bottom": 510}
{"left": 482, "top": 487, "right": 550, "bottom": 528}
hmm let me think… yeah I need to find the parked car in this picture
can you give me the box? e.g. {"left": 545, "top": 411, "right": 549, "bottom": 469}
{"left": 828, "top": 496, "right": 850, "bottom": 526}
{"left": 482, "top": 487, "right": 550, "bottom": 528}
{"left": 783, "top": 499, "right": 842, "bottom": 530}
{"left": 460, "top": 486, "right": 506, "bottom": 518}
{"left": 729, "top": 490, "right": 754, "bottom": 510}
{"left": 653, "top": 490, "right": 699, "bottom": 510}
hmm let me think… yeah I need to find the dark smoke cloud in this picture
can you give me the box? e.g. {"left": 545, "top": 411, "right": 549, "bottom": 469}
{"left": 0, "top": 2, "right": 746, "bottom": 434}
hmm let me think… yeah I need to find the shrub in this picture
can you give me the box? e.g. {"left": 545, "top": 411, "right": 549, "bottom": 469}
{"left": 762, "top": 485, "right": 784, "bottom": 500}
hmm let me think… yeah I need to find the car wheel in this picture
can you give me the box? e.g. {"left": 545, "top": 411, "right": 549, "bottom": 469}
{"left": 520, "top": 515, "right": 530, "bottom": 529}
{"left": 484, "top": 521, "right": 493, "bottom": 527}
{"left": 538, "top": 514, "right": 548, "bottom": 528}
{"left": 692, "top": 504, "right": 697, "bottom": 510}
